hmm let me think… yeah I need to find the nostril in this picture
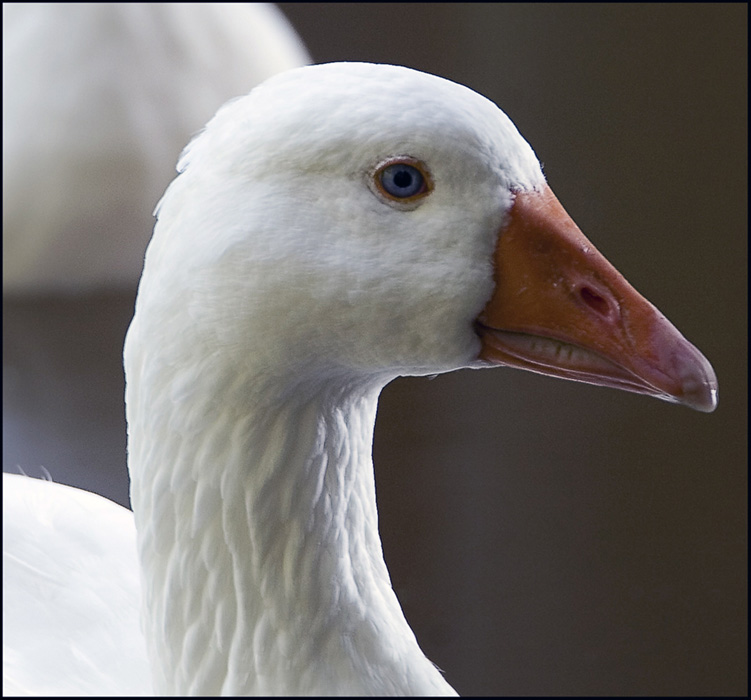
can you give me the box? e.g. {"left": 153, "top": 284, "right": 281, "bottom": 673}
{"left": 579, "top": 285, "right": 613, "bottom": 318}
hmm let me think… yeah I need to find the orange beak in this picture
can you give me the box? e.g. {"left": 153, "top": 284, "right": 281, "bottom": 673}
{"left": 476, "top": 185, "right": 718, "bottom": 412}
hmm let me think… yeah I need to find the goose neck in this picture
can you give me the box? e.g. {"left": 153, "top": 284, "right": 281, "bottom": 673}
{"left": 128, "top": 373, "right": 455, "bottom": 695}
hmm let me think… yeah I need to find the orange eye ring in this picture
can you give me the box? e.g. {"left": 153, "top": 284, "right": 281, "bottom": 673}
{"left": 372, "top": 157, "right": 433, "bottom": 205}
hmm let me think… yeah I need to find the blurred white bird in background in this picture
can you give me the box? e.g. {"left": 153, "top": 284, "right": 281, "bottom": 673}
{"left": 2, "top": 2, "right": 310, "bottom": 294}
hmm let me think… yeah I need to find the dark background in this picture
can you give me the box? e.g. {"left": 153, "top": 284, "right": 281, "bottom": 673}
{"left": 4, "top": 4, "right": 746, "bottom": 695}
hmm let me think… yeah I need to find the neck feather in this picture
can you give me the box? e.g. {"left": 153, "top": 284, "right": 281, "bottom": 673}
{"left": 127, "top": 365, "right": 455, "bottom": 695}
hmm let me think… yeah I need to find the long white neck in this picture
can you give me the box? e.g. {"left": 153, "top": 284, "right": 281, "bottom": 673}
{"left": 126, "top": 361, "right": 456, "bottom": 695}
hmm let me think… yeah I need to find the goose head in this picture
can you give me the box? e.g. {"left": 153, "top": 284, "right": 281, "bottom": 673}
{"left": 124, "top": 61, "right": 718, "bottom": 696}
{"left": 133, "top": 62, "right": 716, "bottom": 410}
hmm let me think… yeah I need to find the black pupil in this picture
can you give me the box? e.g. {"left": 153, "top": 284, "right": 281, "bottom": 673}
{"left": 393, "top": 169, "right": 413, "bottom": 189}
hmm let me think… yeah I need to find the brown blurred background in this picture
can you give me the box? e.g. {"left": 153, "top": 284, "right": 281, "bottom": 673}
{"left": 3, "top": 4, "right": 746, "bottom": 695}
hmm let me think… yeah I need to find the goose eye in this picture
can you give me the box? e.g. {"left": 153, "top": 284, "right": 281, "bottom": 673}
{"left": 374, "top": 159, "right": 431, "bottom": 202}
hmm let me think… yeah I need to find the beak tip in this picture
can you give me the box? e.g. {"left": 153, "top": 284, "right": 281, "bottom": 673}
{"left": 684, "top": 379, "right": 719, "bottom": 413}
{"left": 649, "top": 318, "right": 719, "bottom": 413}
{"left": 675, "top": 359, "right": 719, "bottom": 413}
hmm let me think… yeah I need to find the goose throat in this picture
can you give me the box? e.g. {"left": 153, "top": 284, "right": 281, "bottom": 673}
{"left": 127, "top": 374, "right": 453, "bottom": 695}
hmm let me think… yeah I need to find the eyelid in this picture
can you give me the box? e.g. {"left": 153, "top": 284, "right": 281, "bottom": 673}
{"left": 371, "top": 157, "right": 434, "bottom": 206}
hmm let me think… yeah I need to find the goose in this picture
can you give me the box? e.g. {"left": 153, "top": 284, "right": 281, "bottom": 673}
{"left": 2, "top": 62, "right": 718, "bottom": 696}
{"left": 2, "top": 2, "right": 310, "bottom": 294}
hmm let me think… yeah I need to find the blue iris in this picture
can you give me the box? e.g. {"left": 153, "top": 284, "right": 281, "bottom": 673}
{"left": 379, "top": 163, "right": 425, "bottom": 198}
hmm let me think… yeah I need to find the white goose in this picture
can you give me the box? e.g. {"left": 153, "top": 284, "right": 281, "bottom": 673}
{"left": 2, "top": 62, "right": 718, "bottom": 696}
